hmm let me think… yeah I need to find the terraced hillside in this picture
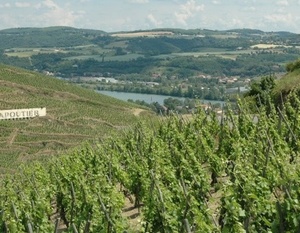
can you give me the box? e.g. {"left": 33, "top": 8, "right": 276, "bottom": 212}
{"left": 0, "top": 64, "right": 147, "bottom": 172}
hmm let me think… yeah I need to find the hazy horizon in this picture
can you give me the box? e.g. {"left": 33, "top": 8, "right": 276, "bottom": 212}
{"left": 0, "top": 0, "right": 299, "bottom": 34}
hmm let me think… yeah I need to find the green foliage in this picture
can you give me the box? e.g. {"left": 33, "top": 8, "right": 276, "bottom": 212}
{"left": 0, "top": 27, "right": 107, "bottom": 49}
{"left": 272, "top": 63, "right": 300, "bottom": 106}
{"left": 0, "top": 51, "right": 31, "bottom": 69}
{"left": 0, "top": 64, "right": 142, "bottom": 170}
{"left": 1, "top": 27, "right": 298, "bottom": 80}
{"left": 245, "top": 75, "right": 275, "bottom": 107}
{"left": 0, "top": 27, "right": 299, "bottom": 105}
{"left": 2, "top": 92, "right": 300, "bottom": 231}
{"left": 286, "top": 59, "right": 300, "bottom": 73}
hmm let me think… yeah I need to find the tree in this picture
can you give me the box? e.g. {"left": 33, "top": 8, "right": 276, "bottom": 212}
{"left": 164, "top": 97, "right": 183, "bottom": 110}
{"left": 115, "top": 47, "right": 126, "bottom": 56}
{"left": 286, "top": 59, "right": 300, "bottom": 72}
{"left": 245, "top": 75, "right": 275, "bottom": 107}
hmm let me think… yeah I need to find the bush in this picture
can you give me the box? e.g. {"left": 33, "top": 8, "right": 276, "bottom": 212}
{"left": 286, "top": 59, "right": 300, "bottom": 72}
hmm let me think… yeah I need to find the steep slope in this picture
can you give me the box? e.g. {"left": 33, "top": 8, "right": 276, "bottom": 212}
{"left": 0, "top": 64, "right": 144, "bottom": 172}
{"left": 272, "top": 59, "right": 300, "bottom": 102}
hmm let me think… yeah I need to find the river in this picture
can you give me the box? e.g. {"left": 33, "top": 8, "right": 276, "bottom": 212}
{"left": 97, "top": 90, "right": 224, "bottom": 106}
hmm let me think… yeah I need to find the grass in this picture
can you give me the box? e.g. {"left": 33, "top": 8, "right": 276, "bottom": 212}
{"left": 0, "top": 64, "right": 152, "bottom": 172}
{"left": 66, "top": 53, "right": 144, "bottom": 61}
{"left": 273, "top": 68, "right": 300, "bottom": 96}
{"left": 105, "top": 53, "right": 144, "bottom": 61}
{"left": 5, "top": 47, "right": 67, "bottom": 57}
{"left": 250, "top": 44, "right": 292, "bottom": 49}
{"left": 153, "top": 49, "right": 254, "bottom": 60}
{"left": 210, "top": 34, "right": 239, "bottom": 39}
{"left": 104, "top": 40, "right": 129, "bottom": 49}
{"left": 5, "top": 45, "right": 111, "bottom": 58}
{"left": 110, "top": 31, "right": 174, "bottom": 37}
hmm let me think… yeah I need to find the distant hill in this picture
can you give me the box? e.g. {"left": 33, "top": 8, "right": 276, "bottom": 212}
{"left": 0, "top": 26, "right": 107, "bottom": 49}
{"left": 273, "top": 59, "right": 300, "bottom": 101}
{"left": 226, "top": 28, "right": 264, "bottom": 33}
{"left": 0, "top": 26, "right": 298, "bottom": 50}
{"left": 0, "top": 64, "right": 146, "bottom": 173}
{"left": 0, "top": 26, "right": 299, "bottom": 86}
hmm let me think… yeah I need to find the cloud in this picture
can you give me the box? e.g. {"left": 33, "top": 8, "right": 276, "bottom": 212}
{"left": 0, "top": 3, "right": 11, "bottom": 8}
{"left": 38, "top": 0, "right": 83, "bottom": 27}
{"left": 0, "top": 14, "right": 18, "bottom": 28}
{"left": 34, "top": 3, "right": 42, "bottom": 9}
{"left": 276, "top": 0, "right": 289, "bottom": 6}
{"left": 147, "top": 14, "right": 162, "bottom": 27}
{"left": 127, "top": 0, "right": 149, "bottom": 3}
{"left": 276, "top": 7, "right": 285, "bottom": 13}
{"left": 0, "top": 0, "right": 299, "bottom": 33}
{"left": 231, "top": 18, "right": 244, "bottom": 28}
{"left": 174, "top": 0, "right": 204, "bottom": 26}
{"left": 264, "top": 13, "right": 292, "bottom": 23}
{"left": 15, "top": 2, "right": 31, "bottom": 8}
{"left": 244, "top": 6, "right": 256, "bottom": 11}
{"left": 43, "top": 0, "right": 58, "bottom": 10}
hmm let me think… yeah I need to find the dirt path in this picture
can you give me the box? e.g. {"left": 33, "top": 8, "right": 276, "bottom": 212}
{"left": 122, "top": 195, "right": 142, "bottom": 231}
{"left": 7, "top": 128, "right": 18, "bottom": 145}
{"left": 132, "top": 108, "right": 145, "bottom": 116}
{"left": 49, "top": 186, "right": 142, "bottom": 232}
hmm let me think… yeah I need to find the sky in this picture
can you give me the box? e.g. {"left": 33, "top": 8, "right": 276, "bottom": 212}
{"left": 0, "top": 0, "right": 300, "bottom": 33}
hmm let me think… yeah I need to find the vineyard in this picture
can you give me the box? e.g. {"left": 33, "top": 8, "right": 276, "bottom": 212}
{"left": 1, "top": 90, "right": 300, "bottom": 232}
{"left": 0, "top": 64, "right": 146, "bottom": 172}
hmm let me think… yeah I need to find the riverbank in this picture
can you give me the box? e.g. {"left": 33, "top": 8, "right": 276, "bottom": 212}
{"left": 97, "top": 90, "right": 225, "bottom": 106}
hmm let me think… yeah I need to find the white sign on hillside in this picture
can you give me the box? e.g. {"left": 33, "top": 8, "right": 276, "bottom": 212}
{"left": 0, "top": 108, "right": 46, "bottom": 120}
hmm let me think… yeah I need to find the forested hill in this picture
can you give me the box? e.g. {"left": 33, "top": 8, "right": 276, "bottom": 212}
{"left": 0, "top": 26, "right": 299, "bottom": 50}
{"left": 0, "top": 26, "right": 107, "bottom": 48}
{"left": 0, "top": 26, "right": 299, "bottom": 79}
{"left": 1, "top": 26, "right": 299, "bottom": 102}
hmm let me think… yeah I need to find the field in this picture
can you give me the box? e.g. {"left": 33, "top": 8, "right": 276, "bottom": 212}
{"left": 250, "top": 43, "right": 292, "bottom": 49}
{"left": 210, "top": 34, "right": 239, "bottom": 39}
{"left": 66, "top": 53, "right": 144, "bottom": 62}
{"left": 5, "top": 45, "right": 111, "bottom": 58}
{"left": 172, "top": 49, "right": 255, "bottom": 59}
{"left": 111, "top": 31, "right": 174, "bottom": 37}
{"left": 5, "top": 45, "right": 262, "bottom": 61}
{"left": 5, "top": 46, "right": 262, "bottom": 62}
{"left": 5, "top": 47, "right": 66, "bottom": 57}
